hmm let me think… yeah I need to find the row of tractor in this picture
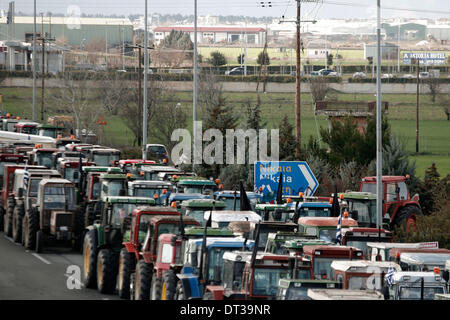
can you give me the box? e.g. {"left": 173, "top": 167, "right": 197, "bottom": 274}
{"left": 0, "top": 120, "right": 446, "bottom": 300}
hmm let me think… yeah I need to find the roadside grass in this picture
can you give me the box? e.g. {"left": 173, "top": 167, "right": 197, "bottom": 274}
{"left": 0, "top": 87, "right": 448, "bottom": 178}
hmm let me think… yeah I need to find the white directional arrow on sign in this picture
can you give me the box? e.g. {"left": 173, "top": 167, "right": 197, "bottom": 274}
{"left": 298, "top": 164, "right": 318, "bottom": 196}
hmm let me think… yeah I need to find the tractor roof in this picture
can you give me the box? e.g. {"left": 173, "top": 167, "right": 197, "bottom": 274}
{"left": 391, "top": 271, "right": 447, "bottom": 284}
{"left": 189, "top": 237, "right": 253, "bottom": 249}
{"left": 278, "top": 279, "right": 339, "bottom": 289}
{"left": 184, "top": 227, "right": 235, "bottom": 237}
{"left": 255, "top": 203, "right": 294, "bottom": 211}
{"left": 82, "top": 166, "right": 121, "bottom": 173}
{"left": 362, "top": 176, "right": 408, "bottom": 183}
{"left": 134, "top": 206, "right": 179, "bottom": 215}
{"left": 181, "top": 199, "right": 226, "bottom": 208}
{"left": 298, "top": 217, "right": 358, "bottom": 227}
{"left": 141, "top": 165, "right": 179, "bottom": 173}
{"left": 89, "top": 148, "right": 121, "bottom": 153}
{"left": 128, "top": 180, "right": 173, "bottom": 187}
{"left": 214, "top": 191, "right": 263, "bottom": 199}
{"left": 106, "top": 196, "right": 156, "bottom": 205}
{"left": 38, "top": 124, "right": 63, "bottom": 129}
{"left": 399, "top": 252, "right": 450, "bottom": 266}
{"left": 39, "top": 178, "right": 74, "bottom": 186}
{"left": 204, "top": 210, "right": 261, "bottom": 222}
{"left": 343, "top": 191, "right": 376, "bottom": 200}
{"left": 99, "top": 173, "right": 128, "bottom": 180}
{"left": 222, "top": 251, "right": 254, "bottom": 262}
{"left": 177, "top": 179, "right": 216, "bottom": 186}
{"left": 303, "top": 245, "right": 364, "bottom": 255}
{"left": 389, "top": 248, "right": 450, "bottom": 259}
{"left": 147, "top": 215, "right": 199, "bottom": 224}
{"left": 298, "top": 202, "right": 332, "bottom": 208}
{"left": 15, "top": 169, "right": 60, "bottom": 177}
{"left": 307, "top": 289, "right": 384, "bottom": 300}
{"left": 366, "top": 242, "right": 439, "bottom": 250}
{"left": 168, "top": 193, "right": 211, "bottom": 201}
{"left": 283, "top": 238, "right": 331, "bottom": 249}
{"left": 330, "top": 260, "right": 401, "bottom": 273}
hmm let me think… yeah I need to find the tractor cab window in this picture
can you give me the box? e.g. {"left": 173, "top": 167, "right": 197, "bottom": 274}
{"left": 37, "top": 153, "right": 53, "bottom": 168}
{"left": 386, "top": 183, "right": 397, "bottom": 202}
{"left": 206, "top": 247, "right": 236, "bottom": 283}
{"left": 252, "top": 268, "right": 291, "bottom": 297}
{"left": 347, "top": 200, "right": 375, "bottom": 226}
{"left": 29, "top": 178, "right": 41, "bottom": 197}
{"left": 299, "top": 207, "right": 330, "bottom": 217}
{"left": 92, "top": 181, "right": 100, "bottom": 199}
{"left": 313, "top": 257, "right": 348, "bottom": 280}
{"left": 185, "top": 209, "right": 206, "bottom": 226}
{"left": 160, "top": 243, "right": 173, "bottom": 264}
{"left": 110, "top": 203, "right": 137, "bottom": 227}
{"left": 64, "top": 167, "right": 80, "bottom": 183}
{"left": 398, "top": 182, "right": 408, "bottom": 200}
{"left": 102, "top": 180, "right": 124, "bottom": 197}
{"left": 43, "top": 186, "right": 75, "bottom": 211}
{"left": 222, "top": 260, "right": 245, "bottom": 291}
{"left": 133, "top": 187, "right": 163, "bottom": 204}
{"left": 399, "top": 286, "right": 444, "bottom": 300}
{"left": 156, "top": 223, "right": 179, "bottom": 238}
{"left": 93, "top": 154, "right": 111, "bottom": 166}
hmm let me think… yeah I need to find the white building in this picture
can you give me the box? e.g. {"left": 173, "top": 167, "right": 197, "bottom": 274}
{"left": 153, "top": 26, "right": 266, "bottom": 45}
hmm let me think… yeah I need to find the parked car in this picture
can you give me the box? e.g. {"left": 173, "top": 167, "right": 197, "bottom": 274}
{"left": 327, "top": 71, "right": 341, "bottom": 77}
{"left": 116, "top": 69, "right": 127, "bottom": 73}
{"left": 402, "top": 74, "right": 415, "bottom": 79}
{"left": 419, "top": 72, "right": 430, "bottom": 79}
{"left": 310, "top": 71, "right": 320, "bottom": 76}
{"left": 352, "top": 72, "right": 367, "bottom": 79}
{"left": 318, "top": 68, "right": 334, "bottom": 76}
{"left": 381, "top": 73, "right": 394, "bottom": 79}
{"left": 289, "top": 71, "right": 304, "bottom": 77}
{"left": 225, "top": 67, "right": 245, "bottom": 75}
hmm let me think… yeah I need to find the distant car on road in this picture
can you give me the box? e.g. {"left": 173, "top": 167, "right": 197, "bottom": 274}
{"left": 419, "top": 72, "right": 430, "bottom": 79}
{"left": 327, "top": 71, "right": 341, "bottom": 77}
{"left": 116, "top": 69, "right": 127, "bottom": 73}
{"left": 402, "top": 74, "right": 415, "bottom": 79}
{"left": 352, "top": 72, "right": 367, "bottom": 79}
{"left": 318, "top": 68, "right": 334, "bottom": 76}
{"left": 381, "top": 73, "right": 394, "bottom": 79}
{"left": 225, "top": 67, "right": 245, "bottom": 75}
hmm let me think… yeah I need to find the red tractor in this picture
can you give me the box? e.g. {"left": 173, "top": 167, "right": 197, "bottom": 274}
{"left": 360, "top": 175, "right": 423, "bottom": 230}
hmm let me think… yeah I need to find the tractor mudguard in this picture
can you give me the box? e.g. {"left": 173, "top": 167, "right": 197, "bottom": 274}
{"left": 204, "top": 285, "right": 225, "bottom": 300}
{"left": 176, "top": 274, "right": 202, "bottom": 299}
{"left": 123, "top": 242, "right": 135, "bottom": 253}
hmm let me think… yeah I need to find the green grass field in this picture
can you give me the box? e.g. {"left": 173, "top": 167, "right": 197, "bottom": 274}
{"left": 0, "top": 87, "right": 448, "bottom": 179}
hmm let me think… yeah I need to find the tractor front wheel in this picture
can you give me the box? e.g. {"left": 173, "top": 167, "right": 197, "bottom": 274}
{"left": 151, "top": 275, "right": 162, "bottom": 300}
{"left": 97, "top": 249, "right": 117, "bottom": 294}
{"left": 395, "top": 206, "right": 423, "bottom": 232}
{"left": 134, "top": 260, "right": 152, "bottom": 300}
{"left": 161, "top": 269, "right": 178, "bottom": 300}
{"left": 117, "top": 248, "right": 135, "bottom": 299}
{"left": 12, "top": 205, "right": 25, "bottom": 243}
{"left": 82, "top": 229, "right": 97, "bottom": 289}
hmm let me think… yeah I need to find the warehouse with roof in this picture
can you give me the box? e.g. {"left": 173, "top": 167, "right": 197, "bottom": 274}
{"left": 0, "top": 16, "right": 133, "bottom": 47}
{"left": 153, "top": 26, "right": 266, "bottom": 45}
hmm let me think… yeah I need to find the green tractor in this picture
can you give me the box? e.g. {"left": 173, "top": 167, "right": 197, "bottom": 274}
{"left": 181, "top": 199, "right": 227, "bottom": 225}
{"left": 82, "top": 196, "right": 156, "bottom": 293}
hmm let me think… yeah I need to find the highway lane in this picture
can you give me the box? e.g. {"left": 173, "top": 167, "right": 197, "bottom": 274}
{"left": 0, "top": 233, "right": 119, "bottom": 300}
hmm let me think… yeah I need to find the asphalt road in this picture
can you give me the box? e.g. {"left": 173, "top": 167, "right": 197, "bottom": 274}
{"left": 0, "top": 232, "right": 119, "bottom": 300}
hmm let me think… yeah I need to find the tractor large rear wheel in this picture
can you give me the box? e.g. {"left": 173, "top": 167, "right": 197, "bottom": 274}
{"left": 85, "top": 204, "right": 96, "bottom": 227}
{"left": 97, "top": 249, "right": 117, "bottom": 294}
{"left": 134, "top": 260, "right": 152, "bottom": 300}
{"left": 150, "top": 275, "right": 162, "bottom": 300}
{"left": 82, "top": 229, "right": 97, "bottom": 289}
{"left": 395, "top": 206, "right": 423, "bottom": 232}
{"left": 161, "top": 269, "right": 177, "bottom": 300}
{"left": 4, "top": 198, "right": 15, "bottom": 237}
{"left": 23, "top": 209, "right": 39, "bottom": 250}
{"left": 12, "top": 205, "right": 25, "bottom": 243}
{"left": 117, "top": 248, "right": 135, "bottom": 299}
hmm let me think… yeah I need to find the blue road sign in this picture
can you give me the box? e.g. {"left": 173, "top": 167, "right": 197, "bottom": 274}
{"left": 254, "top": 161, "right": 319, "bottom": 198}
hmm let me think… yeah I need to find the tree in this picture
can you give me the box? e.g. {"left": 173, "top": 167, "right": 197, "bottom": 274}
{"left": 48, "top": 72, "right": 102, "bottom": 143}
{"left": 149, "top": 102, "right": 187, "bottom": 154}
{"left": 278, "top": 115, "right": 297, "bottom": 161}
{"left": 257, "top": 51, "right": 270, "bottom": 65}
{"left": 423, "top": 77, "right": 441, "bottom": 103}
{"left": 309, "top": 76, "right": 331, "bottom": 103}
{"left": 327, "top": 53, "right": 333, "bottom": 67}
{"left": 209, "top": 51, "right": 227, "bottom": 67}
{"left": 237, "top": 53, "right": 245, "bottom": 65}
{"left": 159, "top": 30, "right": 194, "bottom": 52}
{"left": 245, "top": 95, "right": 266, "bottom": 131}
{"left": 98, "top": 72, "right": 129, "bottom": 116}
{"left": 415, "top": 163, "right": 448, "bottom": 215}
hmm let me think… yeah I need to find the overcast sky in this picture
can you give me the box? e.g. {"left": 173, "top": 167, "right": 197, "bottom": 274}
{"left": 3, "top": 0, "right": 450, "bottom": 20}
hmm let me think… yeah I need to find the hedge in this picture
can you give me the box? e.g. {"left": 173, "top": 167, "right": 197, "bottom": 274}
{"left": 348, "top": 77, "right": 450, "bottom": 84}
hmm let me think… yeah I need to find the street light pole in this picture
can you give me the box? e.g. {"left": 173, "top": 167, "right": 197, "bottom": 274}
{"left": 142, "top": 0, "right": 148, "bottom": 159}
{"left": 376, "top": 0, "right": 383, "bottom": 229}
{"left": 193, "top": 0, "right": 198, "bottom": 167}
{"left": 32, "top": 0, "right": 36, "bottom": 121}
{"left": 295, "top": 0, "right": 301, "bottom": 158}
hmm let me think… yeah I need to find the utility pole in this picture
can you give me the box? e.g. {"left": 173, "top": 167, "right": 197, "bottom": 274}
{"left": 279, "top": 0, "right": 318, "bottom": 158}
{"left": 193, "top": 0, "right": 198, "bottom": 167}
{"left": 37, "top": 14, "right": 54, "bottom": 122}
{"left": 143, "top": 0, "right": 149, "bottom": 159}
{"left": 416, "top": 58, "right": 420, "bottom": 153}
{"left": 32, "top": 0, "right": 36, "bottom": 121}
{"left": 376, "top": 0, "right": 382, "bottom": 230}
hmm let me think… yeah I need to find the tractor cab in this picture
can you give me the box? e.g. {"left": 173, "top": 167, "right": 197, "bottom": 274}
{"left": 86, "top": 148, "right": 121, "bottom": 167}
{"left": 37, "top": 124, "right": 65, "bottom": 138}
{"left": 302, "top": 245, "right": 364, "bottom": 280}
{"left": 366, "top": 241, "right": 439, "bottom": 262}
{"left": 331, "top": 260, "right": 401, "bottom": 290}
{"left": 139, "top": 165, "right": 180, "bottom": 181}
{"left": 204, "top": 210, "right": 261, "bottom": 229}
{"left": 0, "top": 154, "right": 27, "bottom": 189}
{"left": 52, "top": 150, "right": 85, "bottom": 169}
{"left": 383, "top": 270, "right": 447, "bottom": 300}
{"left": 158, "top": 171, "right": 195, "bottom": 182}
{"left": 55, "top": 137, "right": 81, "bottom": 150}
{"left": 360, "top": 175, "right": 422, "bottom": 230}
{"left": 14, "top": 121, "right": 39, "bottom": 135}
{"left": 27, "top": 147, "right": 59, "bottom": 169}
{"left": 127, "top": 180, "right": 174, "bottom": 205}
{"left": 214, "top": 190, "right": 263, "bottom": 211}
{"left": 342, "top": 227, "right": 393, "bottom": 259}
{"left": 181, "top": 199, "right": 227, "bottom": 225}
{"left": 397, "top": 252, "right": 450, "bottom": 276}
{"left": 297, "top": 216, "right": 358, "bottom": 243}
{"left": 277, "top": 237, "right": 331, "bottom": 256}
{"left": 297, "top": 201, "right": 332, "bottom": 218}
{"left": 174, "top": 178, "right": 218, "bottom": 195}
{"left": 166, "top": 192, "right": 211, "bottom": 209}
{"left": 307, "top": 288, "right": 384, "bottom": 300}
{"left": 340, "top": 192, "right": 380, "bottom": 228}
{"left": 119, "top": 159, "right": 155, "bottom": 173}
{"left": 56, "top": 158, "right": 96, "bottom": 184}
{"left": 276, "top": 279, "right": 341, "bottom": 300}
{"left": 255, "top": 203, "right": 295, "bottom": 222}
{"left": 2, "top": 117, "right": 19, "bottom": 132}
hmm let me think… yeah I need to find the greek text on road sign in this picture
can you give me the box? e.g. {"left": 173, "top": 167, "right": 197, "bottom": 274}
{"left": 254, "top": 161, "right": 319, "bottom": 197}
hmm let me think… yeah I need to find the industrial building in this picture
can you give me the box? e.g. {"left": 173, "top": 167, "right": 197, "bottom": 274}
{"left": 153, "top": 26, "right": 266, "bottom": 45}
{"left": 382, "top": 22, "right": 427, "bottom": 41}
{"left": 364, "top": 42, "right": 399, "bottom": 60}
{"left": 0, "top": 16, "right": 133, "bottom": 47}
